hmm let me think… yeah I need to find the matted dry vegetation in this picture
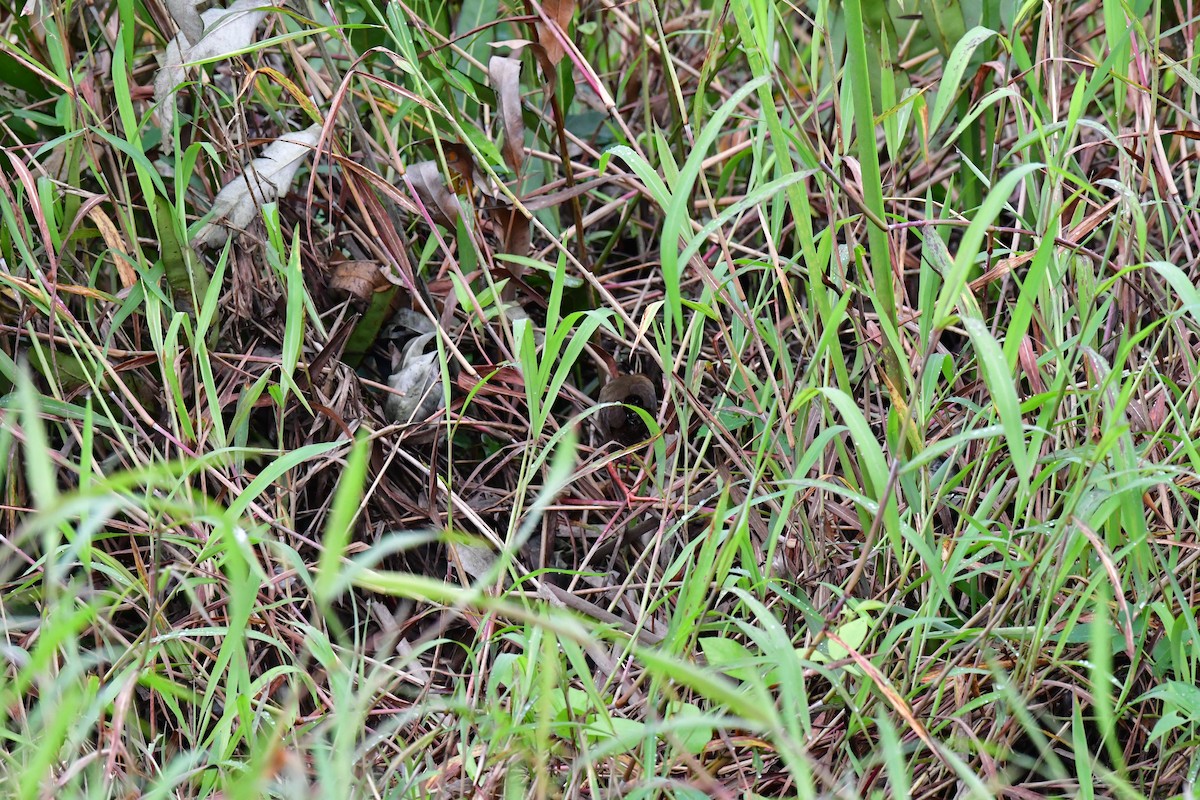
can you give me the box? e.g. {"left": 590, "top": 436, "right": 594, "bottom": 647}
{"left": 2, "top": 0, "right": 1200, "bottom": 797}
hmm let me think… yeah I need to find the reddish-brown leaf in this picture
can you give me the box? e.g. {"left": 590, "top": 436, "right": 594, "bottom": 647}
{"left": 489, "top": 55, "right": 525, "bottom": 173}
{"left": 534, "top": 0, "right": 575, "bottom": 67}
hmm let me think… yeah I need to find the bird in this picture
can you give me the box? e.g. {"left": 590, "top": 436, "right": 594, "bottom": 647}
{"left": 596, "top": 373, "right": 658, "bottom": 446}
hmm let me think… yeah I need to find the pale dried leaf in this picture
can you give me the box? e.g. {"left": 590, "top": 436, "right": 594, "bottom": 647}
{"left": 153, "top": 39, "right": 186, "bottom": 139}
{"left": 491, "top": 37, "right": 535, "bottom": 51}
{"left": 183, "top": 0, "right": 269, "bottom": 62}
{"left": 489, "top": 55, "right": 524, "bottom": 172}
{"left": 534, "top": 0, "right": 575, "bottom": 66}
{"left": 193, "top": 123, "right": 322, "bottom": 247}
{"left": 392, "top": 639, "right": 432, "bottom": 682}
{"left": 154, "top": 0, "right": 269, "bottom": 143}
{"left": 383, "top": 308, "right": 435, "bottom": 339}
{"left": 384, "top": 332, "right": 444, "bottom": 424}
{"left": 451, "top": 542, "right": 495, "bottom": 581}
{"left": 165, "top": 0, "right": 204, "bottom": 44}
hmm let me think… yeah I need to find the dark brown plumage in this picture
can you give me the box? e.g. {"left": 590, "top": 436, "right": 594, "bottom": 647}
{"left": 596, "top": 373, "right": 658, "bottom": 446}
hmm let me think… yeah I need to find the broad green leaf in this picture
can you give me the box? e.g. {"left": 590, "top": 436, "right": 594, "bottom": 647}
{"left": 930, "top": 27, "right": 999, "bottom": 134}
{"left": 961, "top": 317, "right": 1031, "bottom": 490}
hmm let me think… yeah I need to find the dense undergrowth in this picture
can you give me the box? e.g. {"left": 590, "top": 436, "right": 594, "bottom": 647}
{"left": 2, "top": 0, "right": 1200, "bottom": 797}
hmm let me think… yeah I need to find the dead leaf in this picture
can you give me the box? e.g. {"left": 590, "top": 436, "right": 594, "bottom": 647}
{"left": 488, "top": 206, "right": 530, "bottom": 257}
{"left": 454, "top": 365, "right": 526, "bottom": 400}
{"left": 1150, "top": 392, "right": 1166, "bottom": 430}
{"left": 489, "top": 55, "right": 524, "bottom": 173}
{"left": 383, "top": 308, "right": 435, "bottom": 339}
{"left": 193, "top": 123, "right": 323, "bottom": 247}
{"left": 520, "top": 175, "right": 612, "bottom": 210}
{"left": 534, "top": 0, "right": 575, "bottom": 67}
{"left": 1016, "top": 335, "right": 1045, "bottom": 395}
{"left": 329, "top": 259, "right": 386, "bottom": 301}
{"left": 86, "top": 206, "right": 137, "bottom": 288}
{"left": 154, "top": 0, "right": 270, "bottom": 144}
{"left": 442, "top": 141, "right": 483, "bottom": 194}
{"left": 164, "top": 0, "right": 204, "bottom": 44}
{"left": 450, "top": 541, "right": 495, "bottom": 582}
{"left": 405, "top": 160, "right": 461, "bottom": 227}
{"left": 384, "top": 331, "right": 444, "bottom": 424}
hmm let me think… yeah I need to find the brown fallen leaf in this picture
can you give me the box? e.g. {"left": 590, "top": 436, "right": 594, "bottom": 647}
{"left": 489, "top": 55, "right": 525, "bottom": 173}
{"left": 329, "top": 259, "right": 387, "bottom": 302}
{"left": 86, "top": 205, "right": 136, "bottom": 288}
{"left": 533, "top": 0, "right": 575, "bottom": 67}
{"left": 442, "top": 141, "right": 482, "bottom": 193}
{"left": 488, "top": 206, "right": 530, "bottom": 258}
{"left": 404, "top": 160, "right": 461, "bottom": 227}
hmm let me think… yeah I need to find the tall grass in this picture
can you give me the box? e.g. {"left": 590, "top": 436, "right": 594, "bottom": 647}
{"left": 2, "top": 0, "right": 1199, "bottom": 797}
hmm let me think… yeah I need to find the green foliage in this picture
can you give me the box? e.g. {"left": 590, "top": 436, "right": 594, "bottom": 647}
{"left": 1, "top": 0, "right": 1197, "bottom": 796}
